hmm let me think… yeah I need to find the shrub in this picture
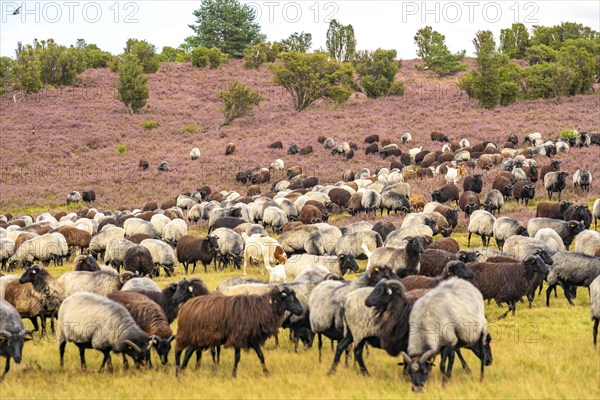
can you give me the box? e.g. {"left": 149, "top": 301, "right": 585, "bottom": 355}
{"left": 560, "top": 129, "right": 578, "bottom": 140}
{"left": 117, "top": 54, "right": 149, "bottom": 115}
{"left": 354, "top": 49, "right": 403, "bottom": 98}
{"left": 191, "top": 47, "right": 227, "bottom": 69}
{"left": 243, "top": 42, "right": 281, "bottom": 69}
{"left": 217, "top": 81, "right": 264, "bottom": 127}
{"left": 116, "top": 144, "right": 127, "bottom": 155}
{"left": 142, "top": 120, "right": 158, "bottom": 130}
{"left": 181, "top": 122, "right": 198, "bottom": 133}
{"left": 124, "top": 39, "right": 160, "bottom": 74}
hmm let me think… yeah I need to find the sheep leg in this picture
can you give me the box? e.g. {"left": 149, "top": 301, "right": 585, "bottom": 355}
{"left": 328, "top": 333, "right": 353, "bottom": 376}
{"left": 317, "top": 334, "right": 323, "bottom": 363}
{"left": 59, "top": 341, "right": 67, "bottom": 369}
{"left": 40, "top": 316, "right": 47, "bottom": 337}
{"left": 443, "top": 348, "right": 455, "bottom": 383}
{"left": 180, "top": 346, "right": 197, "bottom": 372}
{"left": 231, "top": 347, "right": 241, "bottom": 378}
{"left": 210, "top": 346, "right": 221, "bottom": 367}
{"left": 546, "top": 284, "right": 556, "bottom": 307}
{"left": 99, "top": 349, "right": 113, "bottom": 373}
{"left": 353, "top": 339, "right": 369, "bottom": 376}
{"left": 455, "top": 349, "right": 471, "bottom": 374}
{"left": 593, "top": 318, "right": 599, "bottom": 349}
{"left": 562, "top": 283, "right": 575, "bottom": 306}
{"left": 251, "top": 344, "right": 269, "bottom": 376}
{"left": 344, "top": 345, "right": 352, "bottom": 368}
{"left": 467, "top": 233, "right": 472, "bottom": 247}
{"left": 182, "top": 262, "right": 189, "bottom": 275}
{"left": 1, "top": 357, "right": 10, "bottom": 381}
{"left": 122, "top": 353, "right": 129, "bottom": 370}
{"left": 499, "top": 305, "right": 511, "bottom": 319}
{"left": 76, "top": 344, "right": 87, "bottom": 370}
{"left": 29, "top": 317, "right": 39, "bottom": 332}
{"left": 479, "top": 334, "right": 485, "bottom": 382}
{"left": 195, "top": 349, "right": 202, "bottom": 370}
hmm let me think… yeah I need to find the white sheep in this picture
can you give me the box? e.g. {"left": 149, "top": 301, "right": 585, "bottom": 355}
{"left": 161, "top": 219, "right": 188, "bottom": 245}
{"left": 467, "top": 210, "right": 496, "bottom": 247}
{"left": 190, "top": 147, "right": 201, "bottom": 160}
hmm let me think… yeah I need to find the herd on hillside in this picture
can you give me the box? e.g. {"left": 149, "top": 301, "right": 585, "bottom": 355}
{"left": 1, "top": 129, "right": 600, "bottom": 391}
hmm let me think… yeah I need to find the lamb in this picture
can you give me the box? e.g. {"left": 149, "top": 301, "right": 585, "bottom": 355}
{"left": 176, "top": 235, "right": 219, "bottom": 274}
{"left": 107, "top": 291, "right": 174, "bottom": 366}
{"left": 242, "top": 234, "right": 287, "bottom": 275}
{"left": 544, "top": 171, "right": 569, "bottom": 201}
{"left": 58, "top": 269, "right": 133, "bottom": 297}
{"left": 493, "top": 217, "right": 527, "bottom": 249}
{"left": 467, "top": 210, "right": 496, "bottom": 247}
{"left": 190, "top": 147, "right": 201, "bottom": 160}
{"left": 175, "top": 286, "right": 302, "bottom": 377}
{"left": 483, "top": 190, "right": 504, "bottom": 215}
{"left": 459, "top": 191, "right": 481, "bottom": 216}
{"left": 463, "top": 174, "right": 483, "bottom": 194}
{"left": 366, "top": 237, "right": 426, "bottom": 277}
{"left": 591, "top": 276, "right": 600, "bottom": 347}
{"left": 512, "top": 181, "right": 536, "bottom": 206}
{"left": 573, "top": 169, "right": 592, "bottom": 193}
{"left": 536, "top": 201, "right": 573, "bottom": 219}
{"left": 419, "top": 249, "right": 477, "bottom": 277}
{"left": 469, "top": 254, "right": 549, "bottom": 317}
{"left": 123, "top": 245, "right": 155, "bottom": 276}
{"left": 58, "top": 292, "right": 149, "bottom": 372}
{"left": 534, "top": 228, "right": 566, "bottom": 253}
{"left": 284, "top": 254, "right": 359, "bottom": 281}
{"left": 574, "top": 230, "right": 600, "bottom": 257}
{"left": 431, "top": 184, "right": 460, "bottom": 205}
{"left": 526, "top": 218, "right": 585, "bottom": 250}
{"left": 0, "top": 299, "right": 33, "bottom": 381}
{"left": 546, "top": 252, "right": 600, "bottom": 307}
{"left": 333, "top": 231, "right": 383, "bottom": 258}
{"left": 304, "top": 226, "right": 342, "bottom": 255}
{"left": 401, "top": 278, "right": 491, "bottom": 391}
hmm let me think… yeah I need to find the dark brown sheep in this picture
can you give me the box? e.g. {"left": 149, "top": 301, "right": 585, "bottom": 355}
{"left": 301, "top": 176, "right": 319, "bottom": 189}
{"left": 250, "top": 169, "right": 270, "bottom": 185}
{"left": 98, "top": 217, "right": 119, "bottom": 230}
{"left": 463, "top": 174, "right": 483, "bottom": 193}
{"left": 513, "top": 181, "right": 536, "bottom": 206}
{"left": 268, "top": 141, "right": 283, "bottom": 149}
{"left": 402, "top": 261, "right": 474, "bottom": 291}
{"left": 136, "top": 211, "right": 155, "bottom": 222}
{"left": 535, "top": 201, "right": 572, "bottom": 219}
{"left": 431, "top": 184, "right": 460, "bottom": 205}
{"left": 247, "top": 185, "right": 261, "bottom": 197}
{"left": 135, "top": 283, "right": 183, "bottom": 323}
{"left": 142, "top": 202, "right": 158, "bottom": 212}
{"left": 419, "top": 249, "right": 477, "bottom": 277}
{"left": 538, "top": 160, "right": 561, "bottom": 181}
{"left": 380, "top": 148, "right": 403, "bottom": 159}
{"left": 107, "top": 291, "right": 174, "bottom": 366}
{"left": 425, "top": 237, "right": 460, "bottom": 253}
{"left": 4, "top": 281, "right": 45, "bottom": 333}
{"left": 287, "top": 166, "right": 302, "bottom": 180}
{"left": 299, "top": 205, "right": 323, "bottom": 224}
{"left": 174, "top": 286, "right": 302, "bottom": 377}
{"left": 431, "top": 131, "right": 449, "bottom": 142}
{"left": 459, "top": 191, "right": 481, "bottom": 216}
{"left": 329, "top": 188, "right": 351, "bottom": 209}
{"left": 433, "top": 205, "right": 459, "bottom": 229}
{"left": 176, "top": 235, "right": 219, "bottom": 274}
{"left": 139, "top": 159, "right": 149, "bottom": 170}
{"left": 364, "top": 134, "right": 379, "bottom": 144}
{"left": 345, "top": 149, "right": 355, "bottom": 160}
{"left": 299, "top": 145, "right": 313, "bottom": 155}
{"left": 128, "top": 233, "right": 152, "bottom": 244}
{"left": 317, "top": 136, "right": 326, "bottom": 144}
{"left": 372, "top": 221, "right": 396, "bottom": 242}
{"left": 123, "top": 245, "right": 155, "bottom": 276}
{"left": 348, "top": 192, "right": 364, "bottom": 216}
{"left": 563, "top": 205, "right": 592, "bottom": 229}
{"left": 225, "top": 143, "right": 236, "bottom": 156}
{"left": 522, "top": 165, "right": 539, "bottom": 182}
{"left": 161, "top": 199, "right": 177, "bottom": 210}
{"left": 492, "top": 176, "right": 513, "bottom": 199}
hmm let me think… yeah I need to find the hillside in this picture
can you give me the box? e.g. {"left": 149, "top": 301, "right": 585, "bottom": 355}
{"left": 0, "top": 59, "right": 598, "bottom": 211}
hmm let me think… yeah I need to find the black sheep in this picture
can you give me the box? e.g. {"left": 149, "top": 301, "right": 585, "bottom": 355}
{"left": 431, "top": 184, "right": 460, "bottom": 205}
{"left": 364, "top": 134, "right": 379, "bottom": 144}
{"left": 287, "top": 144, "right": 299, "bottom": 155}
{"left": 563, "top": 205, "right": 592, "bottom": 229}
{"left": 463, "top": 175, "right": 483, "bottom": 194}
{"left": 82, "top": 191, "right": 96, "bottom": 204}
{"left": 176, "top": 235, "right": 219, "bottom": 274}
{"left": 268, "top": 141, "right": 283, "bottom": 149}
{"left": 123, "top": 245, "right": 155, "bottom": 276}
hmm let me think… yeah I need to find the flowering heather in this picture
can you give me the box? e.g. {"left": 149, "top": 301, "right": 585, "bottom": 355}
{"left": 0, "top": 59, "right": 598, "bottom": 220}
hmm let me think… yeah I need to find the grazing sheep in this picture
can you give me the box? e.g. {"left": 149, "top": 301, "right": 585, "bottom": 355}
{"left": 467, "top": 210, "right": 496, "bottom": 247}
{"left": 573, "top": 169, "right": 592, "bottom": 193}
{"left": 58, "top": 293, "right": 149, "bottom": 372}
{"left": 175, "top": 235, "right": 218, "bottom": 274}
{"left": 459, "top": 191, "right": 481, "bottom": 216}
{"left": 287, "top": 144, "right": 299, "bottom": 155}
{"left": 121, "top": 277, "right": 161, "bottom": 293}
{"left": 268, "top": 141, "right": 283, "bottom": 149}
{"left": 190, "top": 147, "right": 201, "bottom": 160}
{"left": 66, "top": 191, "right": 81, "bottom": 205}
{"left": 574, "top": 230, "right": 600, "bottom": 257}
{"left": 372, "top": 221, "right": 396, "bottom": 242}
{"left": 380, "top": 191, "right": 411, "bottom": 215}
{"left": 536, "top": 201, "right": 573, "bottom": 219}
{"left": 483, "top": 190, "right": 504, "bottom": 215}
{"left": 278, "top": 225, "right": 318, "bottom": 254}
{"left": 139, "top": 159, "right": 149, "bottom": 170}
{"left": 591, "top": 276, "right": 600, "bottom": 347}
{"left": 419, "top": 249, "right": 477, "bottom": 277}
{"left": 463, "top": 174, "right": 483, "bottom": 194}
{"left": 158, "top": 161, "right": 170, "bottom": 172}
{"left": 546, "top": 252, "right": 600, "bottom": 306}
{"left": 8, "top": 234, "right": 67, "bottom": 269}
{"left": 161, "top": 219, "right": 188, "bottom": 246}
{"left": 122, "top": 245, "right": 155, "bottom": 276}
{"left": 242, "top": 234, "right": 287, "bottom": 275}
{"left": 139, "top": 239, "right": 175, "bottom": 276}
{"left": 445, "top": 166, "right": 466, "bottom": 185}
{"left": 575, "top": 131, "right": 591, "bottom": 148}
{"left": 89, "top": 226, "right": 126, "bottom": 261}
{"left": 0, "top": 239, "right": 15, "bottom": 271}
{"left": 366, "top": 237, "right": 425, "bottom": 277}
{"left": 107, "top": 291, "right": 174, "bottom": 366}
{"left": 512, "top": 181, "right": 536, "bottom": 206}
{"left": 401, "top": 278, "right": 490, "bottom": 391}
{"left": 284, "top": 254, "right": 358, "bottom": 282}
{"left": 175, "top": 286, "right": 302, "bottom": 377}
{"left": 493, "top": 217, "right": 527, "bottom": 249}
{"left": 334, "top": 231, "right": 382, "bottom": 259}
{"left": 55, "top": 226, "right": 92, "bottom": 255}
{"left": 225, "top": 143, "right": 236, "bottom": 155}
{"left": 401, "top": 260, "right": 475, "bottom": 291}
{"left": 527, "top": 218, "right": 585, "bottom": 250}
{"left": 431, "top": 184, "right": 460, "bottom": 205}
{"left": 82, "top": 191, "right": 96, "bottom": 204}
{"left": 492, "top": 176, "right": 513, "bottom": 200}
{"left": 431, "top": 131, "right": 449, "bottom": 142}
{"left": 401, "top": 132, "right": 412, "bottom": 143}
{"left": 544, "top": 171, "right": 569, "bottom": 201}
{"left": 104, "top": 238, "right": 135, "bottom": 271}
{"left": 59, "top": 268, "right": 132, "bottom": 297}
{"left": 563, "top": 205, "right": 592, "bottom": 229}
{"left": 360, "top": 190, "right": 382, "bottom": 215}
{"left": 209, "top": 228, "right": 244, "bottom": 270}
{"left": 304, "top": 226, "right": 342, "bottom": 255}
{"left": 0, "top": 299, "right": 33, "bottom": 381}
{"left": 298, "top": 205, "right": 322, "bottom": 225}
{"left": 299, "top": 145, "right": 313, "bottom": 155}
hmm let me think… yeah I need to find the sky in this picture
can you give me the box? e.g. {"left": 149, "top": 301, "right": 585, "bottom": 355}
{"left": 0, "top": 0, "right": 598, "bottom": 59}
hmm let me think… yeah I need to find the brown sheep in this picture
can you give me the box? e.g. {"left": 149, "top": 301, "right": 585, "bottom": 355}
{"left": 13, "top": 233, "right": 37, "bottom": 252}
{"left": 459, "top": 191, "right": 481, "bottom": 216}
{"left": 431, "top": 184, "right": 460, "bottom": 205}
{"left": 127, "top": 233, "right": 152, "bottom": 244}
{"left": 136, "top": 211, "right": 155, "bottom": 222}
{"left": 409, "top": 194, "right": 426, "bottom": 212}
{"left": 174, "top": 286, "right": 302, "bottom": 377}
{"left": 477, "top": 155, "right": 493, "bottom": 170}
{"left": 348, "top": 192, "right": 363, "bottom": 216}
{"left": 139, "top": 159, "right": 149, "bottom": 170}
{"left": 299, "top": 205, "right": 323, "bottom": 224}
{"left": 142, "top": 202, "right": 158, "bottom": 212}
{"left": 161, "top": 199, "right": 177, "bottom": 210}
{"left": 268, "top": 141, "right": 283, "bottom": 149}
{"left": 425, "top": 237, "right": 460, "bottom": 253}
{"left": 418, "top": 249, "right": 477, "bottom": 277}
{"left": 364, "top": 134, "right": 379, "bottom": 144}
{"left": 492, "top": 176, "right": 513, "bottom": 199}
{"left": 365, "top": 143, "right": 379, "bottom": 155}
{"left": 107, "top": 291, "right": 174, "bottom": 366}
{"left": 329, "top": 188, "right": 351, "bottom": 209}
{"left": 535, "top": 201, "right": 573, "bottom": 219}
{"left": 512, "top": 181, "right": 536, "bottom": 206}
{"left": 401, "top": 261, "right": 475, "bottom": 291}
{"left": 538, "top": 160, "right": 561, "bottom": 181}
{"left": 98, "top": 217, "right": 119, "bottom": 230}
{"left": 247, "top": 185, "right": 261, "bottom": 197}
{"left": 433, "top": 205, "right": 459, "bottom": 229}
{"left": 287, "top": 166, "right": 302, "bottom": 180}
{"left": 4, "top": 280, "right": 44, "bottom": 333}
{"left": 225, "top": 143, "right": 236, "bottom": 156}
{"left": 56, "top": 226, "right": 92, "bottom": 255}
{"left": 317, "top": 136, "right": 326, "bottom": 144}
{"left": 299, "top": 145, "right": 313, "bottom": 155}
{"left": 431, "top": 131, "right": 449, "bottom": 142}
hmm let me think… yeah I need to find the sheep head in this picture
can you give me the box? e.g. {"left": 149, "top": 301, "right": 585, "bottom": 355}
{"left": 400, "top": 350, "right": 437, "bottom": 392}
{"left": 364, "top": 279, "right": 406, "bottom": 308}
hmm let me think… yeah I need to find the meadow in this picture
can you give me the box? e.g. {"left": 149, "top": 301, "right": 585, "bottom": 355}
{"left": 1, "top": 226, "right": 599, "bottom": 400}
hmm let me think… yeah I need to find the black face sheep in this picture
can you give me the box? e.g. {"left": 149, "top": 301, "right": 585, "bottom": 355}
{"left": 590, "top": 276, "right": 600, "bottom": 347}
{"left": 366, "top": 237, "right": 425, "bottom": 278}
{"left": 401, "top": 278, "right": 491, "bottom": 391}
{"left": 468, "top": 210, "right": 496, "bottom": 247}
{"left": 493, "top": 217, "right": 528, "bottom": 249}
{"left": 287, "top": 143, "right": 299, "bottom": 155}
{"left": 379, "top": 191, "right": 411, "bottom": 216}
{"left": 123, "top": 245, "right": 155, "bottom": 276}
{"left": 418, "top": 249, "right": 477, "bottom": 277}
{"left": 175, "top": 286, "right": 302, "bottom": 377}
{"left": 469, "top": 254, "right": 549, "bottom": 317}
{"left": 158, "top": 161, "right": 170, "bottom": 172}
{"left": 135, "top": 283, "right": 184, "bottom": 323}
{"left": 563, "top": 204, "right": 592, "bottom": 229}
{"left": 544, "top": 171, "right": 569, "bottom": 201}
{"left": 74, "top": 254, "right": 101, "bottom": 272}
{"left": 18, "top": 265, "right": 65, "bottom": 335}
{"left": 483, "top": 190, "right": 504, "bottom": 215}
{"left": 546, "top": 252, "right": 600, "bottom": 307}
{"left": 575, "top": 131, "right": 591, "bottom": 147}
{"left": 82, "top": 190, "right": 96, "bottom": 204}
{"left": 463, "top": 174, "right": 483, "bottom": 194}
{"left": 459, "top": 191, "right": 481, "bottom": 217}
{"left": 526, "top": 218, "right": 585, "bottom": 250}
{"left": 432, "top": 205, "right": 458, "bottom": 229}
{"left": 431, "top": 184, "right": 460, "bottom": 205}
{"left": 573, "top": 169, "right": 592, "bottom": 193}
{"left": 176, "top": 235, "right": 219, "bottom": 274}
{"left": 333, "top": 230, "right": 383, "bottom": 259}
{"left": 401, "top": 260, "right": 474, "bottom": 291}
{"left": 512, "top": 181, "right": 536, "bottom": 206}
{"left": 58, "top": 292, "right": 149, "bottom": 372}
{"left": 431, "top": 131, "right": 449, "bottom": 142}
{"left": 139, "top": 159, "right": 149, "bottom": 170}
{"left": 491, "top": 176, "right": 513, "bottom": 200}
{"left": 304, "top": 226, "right": 343, "bottom": 256}
{"left": 107, "top": 291, "right": 174, "bottom": 366}
{"left": 0, "top": 299, "right": 33, "bottom": 381}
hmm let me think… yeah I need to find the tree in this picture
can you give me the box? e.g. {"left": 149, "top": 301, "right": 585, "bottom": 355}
{"left": 217, "top": 81, "right": 263, "bottom": 127}
{"left": 270, "top": 52, "right": 353, "bottom": 111}
{"left": 161, "top": 46, "right": 187, "bottom": 62}
{"left": 353, "top": 49, "right": 404, "bottom": 98}
{"left": 0, "top": 57, "right": 14, "bottom": 94}
{"left": 191, "top": 46, "right": 227, "bottom": 68}
{"left": 525, "top": 44, "right": 558, "bottom": 65}
{"left": 185, "top": 0, "right": 265, "bottom": 58}
{"left": 499, "top": 23, "right": 530, "bottom": 59}
{"left": 326, "top": 19, "right": 356, "bottom": 62}
{"left": 520, "top": 62, "right": 573, "bottom": 102}
{"left": 531, "top": 22, "right": 597, "bottom": 49}
{"left": 243, "top": 42, "right": 281, "bottom": 69}
{"left": 117, "top": 54, "right": 149, "bottom": 115}
{"left": 414, "top": 26, "right": 467, "bottom": 76}
{"left": 280, "top": 32, "right": 312, "bottom": 53}
{"left": 124, "top": 39, "right": 160, "bottom": 73}
{"left": 557, "top": 44, "right": 595, "bottom": 95}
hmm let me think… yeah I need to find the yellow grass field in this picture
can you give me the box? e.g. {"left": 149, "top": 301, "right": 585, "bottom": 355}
{"left": 1, "top": 229, "right": 599, "bottom": 399}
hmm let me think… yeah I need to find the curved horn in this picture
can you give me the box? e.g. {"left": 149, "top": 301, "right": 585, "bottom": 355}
{"left": 421, "top": 349, "right": 437, "bottom": 363}
{"left": 20, "top": 329, "right": 33, "bottom": 341}
{"left": 0, "top": 330, "right": 12, "bottom": 339}
{"left": 401, "top": 351, "right": 412, "bottom": 364}
{"left": 123, "top": 340, "right": 142, "bottom": 353}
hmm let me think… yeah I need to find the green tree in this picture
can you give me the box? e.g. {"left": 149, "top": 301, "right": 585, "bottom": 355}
{"left": 124, "top": 39, "right": 160, "bottom": 73}
{"left": 499, "top": 23, "right": 530, "bottom": 59}
{"left": 243, "top": 42, "right": 282, "bottom": 69}
{"left": 353, "top": 49, "right": 403, "bottom": 98}
{"left": 520, "top": 62, "right": 573, "bottom": 102}
{"left": 326, "top": 19, "right": 356, "bottom": 62}
{"left": 191, "top": 46, "right": 227, "bottom": 68}
{"left": 270, "top": 51, "right": 353, "bottom": 111}
{"left": 414, "top": 26, "right": 467, "bottom": 76}
{"left": 525, "top": 44, "right": 558, "bottom": 65}
{"left": 0, "top": 57, "right": 14, "bottom": 94}
{"left": 185, "top": 0, "right": 265, "bottom": 57}
{"left": 161, "top": 46, "right": 187, "bottom": 62}
{"left": 217, "top": 81, "right": 264, "bottom": 127}
{"left": 557, "top": 44, "right": 595, "bottom": 95}
{"left": 117, "top": 54, "right": 149, "bottom": 115}
{"left": 280, "top": 32, "right": 312, "bottom": 53}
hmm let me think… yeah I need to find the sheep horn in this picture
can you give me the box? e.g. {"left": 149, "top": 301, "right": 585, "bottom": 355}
{"left": 19, "top": 329, "right": 33, "bottom": 341}
{"left": 123, "top": 340, "right": 142, "bottom": 353}
{"left": 421, "top": 349, "right": 437, "bottom": 364}
{"left": 401, "top": 351, "right": 412, "bottom": 364}
{"left": 168, "top": 335, "right": 175, "bottom": 343}
{"left": 0, "top": 330, "right": 12, "bottom": 339}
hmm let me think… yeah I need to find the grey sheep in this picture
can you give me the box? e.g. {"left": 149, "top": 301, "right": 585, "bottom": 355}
{"left": 593, "top": 199, "right": 600, "bottom": 229}
{"left": 66, "top": 191, "right": 81, "bottom": 205}
{"left": 104, "top": 238, "right": 136, "bottom": 271}
{"left": 590, "top": 276, "right": 600, "bottom": 347}
{"left": 8, "top": 234, "right": 67, "bottom": 269}
{"left": 534, "top": 228, "right": 565, "bottom": 253}
{"left": 544, "top": 171, "right": 569, "bottom": 201}
{"left": 467, "top": 210, "right": 496, "bottom": 247}
{"left": 573, "top": 169, "right": 592, "bottom": 193}
{"left": 150, "top": 214, "right": 171, "bottom": 236}
{"left": 262, "top": 206, "right": 289, "bottom": 233}
{"left": 340, "top": 221, "right": 373, "bottom": 235}
{"left": 0, "top": 239, "right": 15, "bottom": 271}
{"left": 274, "top": 198, "right": 299, "bottom": 221}
{"left": 57, "top": 292, "right": 149, "bottom": 371}
{"left": 215, "top": 276, "right": 268, "bottom": 292}
{"left": 89, "top": 226, "right": 125, "bottom": 260}
{"left": 483, "top": 190, "right": 504, "bottom": 215}
{"left": 385, "top": 226, "right": 434, "bottom": 247}
{"left": 284, "top": 254, "right": 359, "bottom": 281}
{"left": 574, "top": 230, "right": 600, "bottom": 257}
{"left": 401, "top": 278, "right": 491, "bottom": 391}
{"left": 121, "top": 277, "right": 161, "bottom": 293}
{"left": 503, "top": 236, "right": 557, "bottom": 260}
{"left": 546, "top": 252, "right": 600, "bottom": 307}
{"left": 161, "top": 219, "right": 188, "bottom": 246}
{"left": 493, "top": 217, "right": 527, "bottom": 249}
{"left": 366, "top": 236, "right": 426, "bottom": 277}
{"left": 124, "top": 218, "right": 159, "bottom": 239}
{"left": 209, "top": 228, "right": 244, "bottom": 270}
{"left": 380, "top": 191, "right": 411, "bottom": 215}
{"left": 333, "top": 231, "right": 383, "bottom": 258}
{"left": 527, "top": 218, "right": 585, "bottom": 250}
{"left": 361, "top": 190, "right": 382, "bottom": 215}
{"left": 0, "top": 299, "right": 33, "bottom": 381}
{"left": 304, "top": 226, "right": 342, "bottom": 255}
{"left": 140, "top": 239, "right": 176, "bottom": 276}
{"left": 58, "top": 269, "right": 133, "bottom": 297}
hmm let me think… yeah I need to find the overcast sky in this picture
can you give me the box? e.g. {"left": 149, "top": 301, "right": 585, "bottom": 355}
{"left": 0, "top": 0, "right": 598, "bottom": 59}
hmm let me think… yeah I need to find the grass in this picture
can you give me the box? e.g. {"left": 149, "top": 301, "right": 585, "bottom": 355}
{"left": 180, "top": 122, "right": 198, "bottom": 133}
{"left": 141, "top": 120, "right": 159, "bottom": 130}
{"left": 115, "top": 144, "right": 127, "bottom": 155}
{"left": 1, "top": 230, "right": 599, "bottom": 399}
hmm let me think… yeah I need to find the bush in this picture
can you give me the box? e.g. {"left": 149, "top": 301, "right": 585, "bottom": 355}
{"left": 217, "top": 81, "right": 264, "bottom": 127}
{"left": 124, "top": 39, "right": 160, "bottom": 74}
{"left": 354, "top": 49, "right": 403, "bottom": 98}
{"left": 116, "top": 144, "right": 127, "bottom": 155}
{"left": 142, "top": 120, "right": 158, "bottom": 130}
{"left": 181, "top": 122, "right": 198, "bottom": 133}
{"left": 117, "top": 54, "right": 149, "bottom": 115}
{"left": 389, "top": 81, "right": 405, "bottom": 96}
{"left": 560, "top": 129, "right": 578, "bottom": 140}
{"left": 191, "top": 47, "right": 227, "bottom": 69}
{"left": 243, "top": 42, "right": 281, "bottom": 69}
